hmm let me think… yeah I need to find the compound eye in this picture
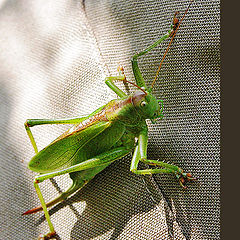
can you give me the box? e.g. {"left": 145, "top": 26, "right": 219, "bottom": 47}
{"left": 140, "top": 101, "right": 147, "bottom": 107}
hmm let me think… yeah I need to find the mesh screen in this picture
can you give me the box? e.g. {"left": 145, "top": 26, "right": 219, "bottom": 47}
{"left": 0, "top": 0, "right": 220, "bottom": 239}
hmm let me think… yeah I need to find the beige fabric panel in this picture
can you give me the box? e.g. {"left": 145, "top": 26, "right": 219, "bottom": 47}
{"left": 0, "top": 0, "right": 220, "bottom": 239}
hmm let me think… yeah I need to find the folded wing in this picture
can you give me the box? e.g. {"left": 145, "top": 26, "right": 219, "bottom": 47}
{"left": 28, "top": 121, "right": 111, "bottom": 173}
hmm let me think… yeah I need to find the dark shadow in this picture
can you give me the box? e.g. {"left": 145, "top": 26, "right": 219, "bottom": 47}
{"left": 36, "top": 156, "right": 167, "bottom": 239}
{"left": 147, "top": 142, "right": 201, "bottom": 240}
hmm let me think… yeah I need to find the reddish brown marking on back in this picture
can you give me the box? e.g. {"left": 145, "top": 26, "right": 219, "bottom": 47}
{"left": 54, "top": 109, "right": 109, "bottom": 142}
{"left": 105, "top": 96, "right": 132, "bottom": 116}
{"left": 71, "top": 110, "right": 108, "bottom": 132}
{"left": 55, "top": 96, "right": 133, "bottom": 142}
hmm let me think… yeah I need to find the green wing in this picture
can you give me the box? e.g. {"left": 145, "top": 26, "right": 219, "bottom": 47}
{"left": 28, "top": 121, "right": 111, "bottom": 173}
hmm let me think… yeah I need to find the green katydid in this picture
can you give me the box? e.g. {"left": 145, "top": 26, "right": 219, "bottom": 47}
{"left": 23, "top": 1, "right": 195, "bottom": 239}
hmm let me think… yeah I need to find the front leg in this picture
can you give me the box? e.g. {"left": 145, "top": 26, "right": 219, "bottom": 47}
{"left": 131, "top": 12, "right": 180, "bottom": 89}
{"left": 130, "top": 128, "right": 196, "bottom": 188}
{"left": 105, "top": 66, "right": 128, "bottom": 98}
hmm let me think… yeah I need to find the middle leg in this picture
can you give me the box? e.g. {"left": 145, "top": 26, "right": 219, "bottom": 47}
{"left": 130, "top": 128, "right": 196, "bottom": 188}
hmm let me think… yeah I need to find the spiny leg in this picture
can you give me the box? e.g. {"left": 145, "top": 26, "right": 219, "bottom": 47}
{"left": 35, "top": 147, "right": 130, "bottom": 182}
{"left": 24, "top": 116, "right": 88, "bottom": 153}
{"left": 140, "top": 159, "right": 196, "bottom": 189}
{"left": 105, "top": 67, "right": 127, "bottom": 97}
{"left": 131, "top": 13, "right": 179, "bottom": 88}
{"left": 33, "top": 181, "right": 56, "bottom": 239}
{"left": 130, "top": 128, "right": 196, "bottom": 188}
{"left": 23, "top": 177, "right": 87, "bottom": 215}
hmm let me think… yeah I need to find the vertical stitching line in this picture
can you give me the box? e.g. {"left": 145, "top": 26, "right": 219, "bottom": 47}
{"left": 81, "top": 0, "right": 111, "bottom": 77}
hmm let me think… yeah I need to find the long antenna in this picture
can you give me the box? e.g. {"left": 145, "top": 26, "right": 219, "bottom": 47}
{"left": 117, "top": 66, "right": 148, "bottom": 95}
{"left": 123, "top": 79, "right": 148, "bottom": 95}
{"left": 151, "top": 0, "right": 193, "bottom": 89}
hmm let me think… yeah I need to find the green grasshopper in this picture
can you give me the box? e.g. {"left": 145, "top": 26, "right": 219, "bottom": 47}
{"left": 23, "top": 1, "right": 195, "bottom": 239}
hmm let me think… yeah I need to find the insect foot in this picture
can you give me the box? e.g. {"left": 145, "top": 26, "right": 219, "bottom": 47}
{"left": 176, "top": 170, "right": 197, "bottom": 189}
{"left": 117, "top": 65, "right": 125, "bottom": 74}
{"left": 38, "top": 231, "right": 57, "bottom": 240}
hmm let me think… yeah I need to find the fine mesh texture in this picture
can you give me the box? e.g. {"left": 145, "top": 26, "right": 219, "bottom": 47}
{"left": 0, "top": 0, "right": 220, "bottom": 239}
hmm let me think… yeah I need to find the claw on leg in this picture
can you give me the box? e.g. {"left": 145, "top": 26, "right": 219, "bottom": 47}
{"left": 38, "top": 231, "right": 57, "bottom": 240}
{"left": 176, "top": 170, "right": 197, "bottom": 189}
{"left": 170, "top": 11, "right": 180, "bottom": 36}
{"left": 117, "top": 65, "right": 126, "bottom": 77}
